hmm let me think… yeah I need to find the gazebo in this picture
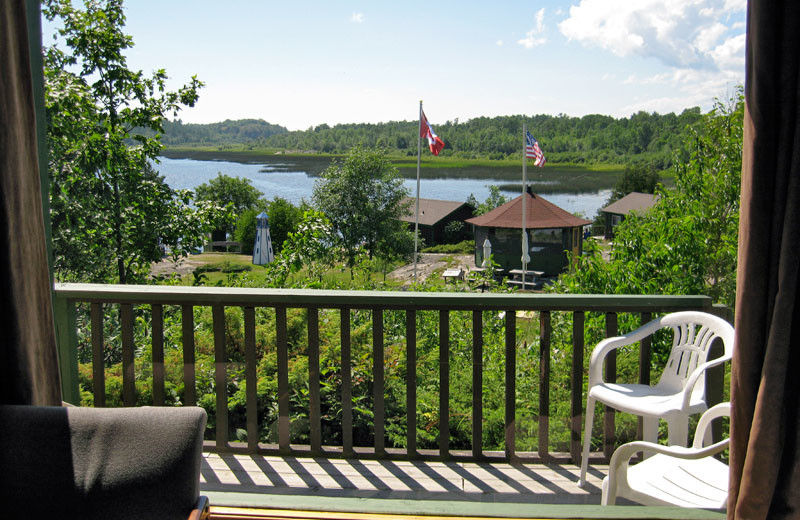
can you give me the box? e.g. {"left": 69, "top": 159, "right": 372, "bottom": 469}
{"left": 465, "top": 189, "right": 591, "bottom": 276}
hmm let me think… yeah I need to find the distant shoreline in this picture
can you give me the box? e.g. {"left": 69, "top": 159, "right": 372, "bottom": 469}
{"left": 158, "top": 147, "right": 631, "bottom": 193}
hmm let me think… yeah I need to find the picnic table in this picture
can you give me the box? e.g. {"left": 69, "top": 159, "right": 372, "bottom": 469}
{"left": 506, "top": 268, "right": 544, "bottom": 289}
{"left": 442, "top": 267, "right": 465, "bottom": 283}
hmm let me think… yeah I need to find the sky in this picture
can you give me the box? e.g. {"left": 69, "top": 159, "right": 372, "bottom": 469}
{"left": 42, "top": 0, "right": 747, "bottom": 131}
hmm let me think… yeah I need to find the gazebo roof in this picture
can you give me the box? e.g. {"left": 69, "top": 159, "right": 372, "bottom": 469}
{"left": 465, "top": 192, "right": 591, "bottom": 229}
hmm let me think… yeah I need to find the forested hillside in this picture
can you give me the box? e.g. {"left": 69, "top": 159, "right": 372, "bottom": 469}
{"left": 158, "top": 119, "right": 288, "bottom": 145}
{"left": 162, "top": 109, "right": 704, "bottom": 168}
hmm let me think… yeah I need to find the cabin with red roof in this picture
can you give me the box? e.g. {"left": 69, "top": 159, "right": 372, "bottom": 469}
{"left": 465, "top": 189, "right": 591, "bottom": 276}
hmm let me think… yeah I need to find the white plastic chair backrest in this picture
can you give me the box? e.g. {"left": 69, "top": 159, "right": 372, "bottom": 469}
{"left": 654, "top": 312, "right": 734, "bottom": 396}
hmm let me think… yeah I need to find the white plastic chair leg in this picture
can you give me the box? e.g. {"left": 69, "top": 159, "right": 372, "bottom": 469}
{"left": 601, "top": 474, "right": 614, "bottom": 505}
{"left": 642, "top": 416, "right": 658, "bottom": 443}
{"left": 579, "top": 396, "right": 595, "bottom": 487}
{"left": 666, "top": 414, "right": 689, "bottom": 446}
{"left": 642, "top": 416, "right": 658, "bottom": 459}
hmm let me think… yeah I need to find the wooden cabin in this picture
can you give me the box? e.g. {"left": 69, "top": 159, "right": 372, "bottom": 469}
{"left": 600, "top": 192, "right": 659, "bottom": 239}
{"left": 399, "top": 197, "right": 474, "bottom": 246}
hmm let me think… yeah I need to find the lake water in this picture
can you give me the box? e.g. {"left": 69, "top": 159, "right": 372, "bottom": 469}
{"left": 154, "top": 157, "right": 611, "bottom": 219}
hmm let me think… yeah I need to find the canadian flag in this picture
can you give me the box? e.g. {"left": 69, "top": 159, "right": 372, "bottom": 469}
{"left": 420, "top": 110, "right": 445, "bottom": 156}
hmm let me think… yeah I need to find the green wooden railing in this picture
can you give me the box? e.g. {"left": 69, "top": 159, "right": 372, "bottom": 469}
{"left": 54, "top": 283, "right": 724, "bottom": 463}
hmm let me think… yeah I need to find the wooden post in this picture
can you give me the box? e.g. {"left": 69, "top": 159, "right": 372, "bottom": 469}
{"left": 472, "top": 310, "right": 483, "bottom": 459}
{"left": 505, "top": 311, "right": 516, "bottom": 459}
{"left": 571, "top": 311, "right": 584, "bottom": 462}
{"left": 538, "top": 311, "right": 551, "bottom": 459}
{"left": 406, "top": 310, "right": 417, "bottom": 457}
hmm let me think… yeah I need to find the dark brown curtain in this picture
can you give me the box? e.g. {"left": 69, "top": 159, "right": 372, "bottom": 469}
{"left": 730, "top": 1, "right": 800, "bottom": 518}
{"left": 0, "top": 1, "right": 61, "bottom": 405}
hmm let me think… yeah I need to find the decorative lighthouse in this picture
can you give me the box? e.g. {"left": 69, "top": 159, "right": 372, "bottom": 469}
{"left": 252, "top": 212, "right": 274, "bottom": 265}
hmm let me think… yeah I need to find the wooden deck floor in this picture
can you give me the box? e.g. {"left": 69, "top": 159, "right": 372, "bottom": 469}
{"left": 200, "top": 454, "right": 725, "bottom": 519}
{"left": 201, "top": 453, "right": 607, "bottom": 506}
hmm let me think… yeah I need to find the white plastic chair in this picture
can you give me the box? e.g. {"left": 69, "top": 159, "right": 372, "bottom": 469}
{"left": 601, "top": 402, "right": 730, "bottom": 508}
{"left": 578, "top": 311, "right": 734, "bottom": 487}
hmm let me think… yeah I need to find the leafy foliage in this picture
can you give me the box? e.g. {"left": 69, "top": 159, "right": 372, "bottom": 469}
{"left": 466, "top": 185, "right": 509, "bottom": 216}
{"left": 44, "top": 0, "right": 222, "bottom": 283}
{"left": 272, "top": 210, "right": 336, "bottom": 286}
{"left": 265, "top": 197, "right": 304, "bottom": 254}
{"left": 195, "top": 173, "right": 263, "bottom": 215}
{"left": 195, "top": 173, "right": 263, "bottom": 235}
{"left": 313, "top": 147, "right": 412, "bottom": 270}
{"left": 553, "top": 89, "right": 743, "bottom": 309}
{"left": 609, "top": 163, "right": 661, "bottom": 204}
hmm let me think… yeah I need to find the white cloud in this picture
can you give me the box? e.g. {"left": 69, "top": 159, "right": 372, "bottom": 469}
{"left": 558, "top": 0, "right": 745, "bottom": 72}
{"left": 518, "top": 8, "right": 547, "bottom": 49}
{"left": 624, "top": 72, "right": 675, "bottom": 85}
{"left": 709, "top": 32, "right": 745, "bottom": 71}
{"left": 619, "top": 68, "right": 742, "bottom": 116}
{"left": 497, "top": 40, "right": 504, "bottom": 46}
{"left": 351, "top": 12, "right": 364, "bottom": 23}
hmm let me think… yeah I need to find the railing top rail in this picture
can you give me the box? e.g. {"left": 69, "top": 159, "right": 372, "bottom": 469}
{"left": 54, "top": 283, "right": 713, "bottom": 312}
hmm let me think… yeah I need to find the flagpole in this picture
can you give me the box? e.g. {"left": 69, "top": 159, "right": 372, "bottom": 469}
{"left": 521, "top": 124, "right": 529, "bottom": 290}
{"left": 413, "top": 100, "right": 422, "bottom": 283}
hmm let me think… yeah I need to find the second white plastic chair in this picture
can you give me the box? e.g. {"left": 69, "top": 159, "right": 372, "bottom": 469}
{"left": 578, "top": 311, "right": 734, "bottom": 487}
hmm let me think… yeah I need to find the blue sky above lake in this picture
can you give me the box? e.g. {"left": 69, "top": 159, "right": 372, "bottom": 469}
{"left": 43, "top": 0, "right": 746, "bottom": 131}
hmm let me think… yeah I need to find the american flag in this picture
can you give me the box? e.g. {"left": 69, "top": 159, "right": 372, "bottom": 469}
{"left": 525, "top": 131, "right": 546, "bottom": 167}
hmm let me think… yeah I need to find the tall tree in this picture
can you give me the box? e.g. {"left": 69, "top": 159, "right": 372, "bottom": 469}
{"left": 194, "top": 172, "right": 263, "bottom": 235}
{"left": 44, "top": 0, "right": 219, "bottom": 283}
{"left": 312, "top": 146, "right": 411, "bottom": 271}
{"left": 608, "top": 163, "right": 661, "bottom": 203}
{"left": 553, "top": 89, "right": 743, "bottom": 309}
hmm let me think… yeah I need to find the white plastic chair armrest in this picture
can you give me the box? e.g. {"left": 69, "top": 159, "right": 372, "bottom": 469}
{"left": 692, "top": 402, "right": 731, "bottom": 448}
{"left": 679, "top": 355, "right": 732, "bottom": 410}
{"left": 589, "top": 318, "right": 669, "bottom": 388}
{"left": 589, "top": 336, "right": 629, "bottom": 387}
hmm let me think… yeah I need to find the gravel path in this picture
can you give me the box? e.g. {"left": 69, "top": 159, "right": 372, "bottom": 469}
{"left": 388, "top": 253, "right": 474, "bottom": 284}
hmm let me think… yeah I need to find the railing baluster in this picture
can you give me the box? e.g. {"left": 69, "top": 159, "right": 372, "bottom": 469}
{"left": 472, "top": 310, "right": 483, "bottom": 459}
{"left": 53, "top": 284, "right": 717, "bottom": 463}
{"left": 244, "top": 307, "right": 257, "bottom": 452}
{"left": 181, "top": 305, "right": 196, "bottom": 406}
{"left": 213, "top": 305, "right": 228, "bottom": 448}
{"left": 308, "top": 307, "right": 321, "bottom": 454}
{"left": 604, "top": 312, "right": 618, "bottom": 459}
{"left": 439, "top": 310, "right": 450, "bottom": 458}
{"left": 505, "top": 310, "right": 516, "bottom": 460}
{"left": 91, "top": 303, "right": 105, "bottom": 407}
{"left": 638, "top": 311, "right": 652, "bottom": 440}
{"left": 571, "top": 311, "right": 585, "bottom": 462}
{"left": 152, "top": 304, "right": 164, "bottom": 406}
{"left": 276, "top": 306, "right": 289, "bottom": 452}
{"left": 373, "top": 308, "right": 385, "bottom": 457}
{"left": 341, "top": 308, "right": 353, "bottom": 456}
{"left": 121, "top": 303, "right": 135, "bottom": 407}
{"left": 406, "top": 309, "right": 417, "bottom": 457}
{"left": 538, "top": 311, "right": 551, "bottom": 459}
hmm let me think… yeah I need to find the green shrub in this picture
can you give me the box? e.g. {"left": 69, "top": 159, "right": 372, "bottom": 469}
{"left": 421, "top": 240, "right": 473, "bottom": 254}
{"left": 194, "top": 260, "right": 252, "bottom": 274}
